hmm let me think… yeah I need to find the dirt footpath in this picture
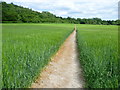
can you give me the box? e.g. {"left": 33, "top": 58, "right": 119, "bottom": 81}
{"left": 31, "top": 28, "right": 85, "bottom": 88}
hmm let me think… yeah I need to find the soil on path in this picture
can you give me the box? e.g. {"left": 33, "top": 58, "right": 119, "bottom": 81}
{"left": 31, "top": 27, "right": 85, "bottom": 88}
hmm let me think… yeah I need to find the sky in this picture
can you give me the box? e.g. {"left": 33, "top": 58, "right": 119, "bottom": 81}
{"left": 2, "top": 0, "right": 120, "bottom": 20}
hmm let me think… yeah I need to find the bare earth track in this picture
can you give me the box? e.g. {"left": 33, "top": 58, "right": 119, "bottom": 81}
{"left": 31, "top": 27, "right": 85, "bottom": 88}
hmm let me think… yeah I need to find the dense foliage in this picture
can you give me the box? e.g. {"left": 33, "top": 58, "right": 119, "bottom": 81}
{"left": 1, "top": 2, "right": 120, "bottom": 25}
{"left": 77, "top": 25, "right": 118, "bottom": 88}
{"left": 2, "top": 24, "right": 73, "bottom": 88}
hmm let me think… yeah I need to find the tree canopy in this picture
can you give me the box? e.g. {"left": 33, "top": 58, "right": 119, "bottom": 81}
{"left": 1, "top": 2, "right": 119, "bottom": 25}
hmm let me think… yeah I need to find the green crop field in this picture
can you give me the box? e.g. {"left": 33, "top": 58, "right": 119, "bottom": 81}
{"left": 76, "top": 25, "right": 118, "bottom": 88}
{"left": 2, "top": 24, "right": 118, "bottom": 88}
{"left": 2, "top": 24, "right": 74, "bottom": 88}
{"left": 0, "top": 24, "right": 2, "bottom": 89}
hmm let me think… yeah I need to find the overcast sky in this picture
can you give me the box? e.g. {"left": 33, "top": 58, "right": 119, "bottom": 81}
{"left": 2, "top": 0, "right": 120, "bottom": 20}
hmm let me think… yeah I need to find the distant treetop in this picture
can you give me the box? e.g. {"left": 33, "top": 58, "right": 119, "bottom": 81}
{"left": 1, "top": 2, "right": 119, "bottom": 25}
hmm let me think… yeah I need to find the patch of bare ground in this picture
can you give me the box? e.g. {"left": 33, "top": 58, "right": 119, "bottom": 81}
{"left": 31, "top": 26, "right": 85, "bottom": 88}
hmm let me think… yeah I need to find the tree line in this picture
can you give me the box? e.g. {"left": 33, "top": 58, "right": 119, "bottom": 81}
{"left": 1, "top": 2, "right": 120, "bottom": 25}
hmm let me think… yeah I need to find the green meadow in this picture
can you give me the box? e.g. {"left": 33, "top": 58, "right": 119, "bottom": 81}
{"left": 0, "top": 24, "right": 2, "bottom": 89}
{"left": 2, "top": 24, "right": 73, "bottom": 88}
{"left": 76, "top": 25, "right": 118, "bottom": 88}
{"left": 2, "top": 24, "right": 118, "bottom": 88}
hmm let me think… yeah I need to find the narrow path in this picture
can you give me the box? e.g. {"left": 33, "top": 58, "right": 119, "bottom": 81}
{"left": 31, "top": 26, "right": 85, "bottom": 88}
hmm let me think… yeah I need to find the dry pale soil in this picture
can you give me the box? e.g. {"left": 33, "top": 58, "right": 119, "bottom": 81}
{"left": 31, "top": 26, "right": 85, "bottom": 88}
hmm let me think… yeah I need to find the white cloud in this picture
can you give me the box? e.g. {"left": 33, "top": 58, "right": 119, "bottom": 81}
{"left": 2, "top": 0, "right": 119, "bottom": 20}
{"left": 2, "top": 0, "right": 119, "bottom": 2}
